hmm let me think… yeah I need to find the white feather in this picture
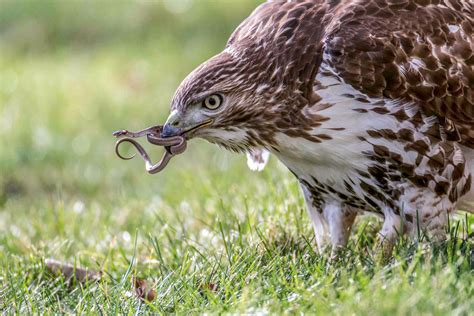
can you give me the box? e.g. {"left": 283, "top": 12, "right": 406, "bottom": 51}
{"left": 246, "top": 148, "right": 270, "bottom": 172}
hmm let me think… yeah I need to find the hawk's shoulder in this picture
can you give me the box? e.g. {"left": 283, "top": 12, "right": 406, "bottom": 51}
{"left": 324, "top": 0, "right": 474, "bottom": 146}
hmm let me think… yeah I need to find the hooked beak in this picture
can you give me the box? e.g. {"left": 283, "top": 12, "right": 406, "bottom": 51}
{"left": 161, "top": 110, "right": 213, "bottom": 138}
{"left": 161, "top": 110, "right": 182, "bottom": 138}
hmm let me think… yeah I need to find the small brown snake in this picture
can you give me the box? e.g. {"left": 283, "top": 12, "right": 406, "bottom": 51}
{"left": 113, "top": 125, "right": 186, "bottom": 174}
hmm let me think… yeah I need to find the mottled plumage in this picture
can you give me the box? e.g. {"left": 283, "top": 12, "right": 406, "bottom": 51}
{"left": 163, "top": 0, "right": 474, "bottom": 252}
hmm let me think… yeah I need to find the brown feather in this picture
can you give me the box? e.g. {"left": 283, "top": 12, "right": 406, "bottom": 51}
{"left": 323, "top": 0, "right": 473, "bottom": 146}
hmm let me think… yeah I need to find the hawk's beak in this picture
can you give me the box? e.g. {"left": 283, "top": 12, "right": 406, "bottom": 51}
{"left": 162, "top": 110, "right": 182, "bottom": 138}
{"left": 161, "top": 110, "right": 213, "bottom": 138}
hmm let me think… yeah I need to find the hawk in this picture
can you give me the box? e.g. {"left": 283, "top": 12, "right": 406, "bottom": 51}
{"left": 139, "top": 0, "right": 474, "bottom": 252}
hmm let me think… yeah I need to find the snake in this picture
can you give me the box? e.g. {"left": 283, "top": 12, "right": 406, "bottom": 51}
{"left": 113, "top": 125, "right": 187, "bottom": 174}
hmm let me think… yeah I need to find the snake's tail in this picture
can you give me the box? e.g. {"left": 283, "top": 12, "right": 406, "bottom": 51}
{"left": 115, "top": 138, "right": 153, "bottom": 163}
{"left": 115, "top": 137, "right": 175, "bottom": 174}
{"left": 145, "top": 152, "right": 173, "bottom": 174}
{"left": 115, "top": 138, "right": 138, "bottom": 160}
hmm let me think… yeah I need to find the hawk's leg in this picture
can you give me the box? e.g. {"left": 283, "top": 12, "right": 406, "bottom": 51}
{"left": 378, "top": 208, "right": 404, "bottom": 258}
{"left": 379, "top": 210, "right": 403, "bottom": 242}
{"left": 301, "top": 187, "right": 329, "bottom": 252}
{"left": 300, "top": 184, "right": 357, "bottom": 253}
{"left": 406, "top": 209, "right": 449, "bottom": 243}
{"left": 399, "top": 191, "right": 453, "bottom": 243}
{"left": 422, "top": 211, "right": 448, "bottom": 243}
{"left": 323, "top": 202, "right": 357, "bottom": 251}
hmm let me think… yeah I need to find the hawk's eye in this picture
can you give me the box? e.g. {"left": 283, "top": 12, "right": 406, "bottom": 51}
{"left": 202, "top": 94, "right": 223, "bottom": 110}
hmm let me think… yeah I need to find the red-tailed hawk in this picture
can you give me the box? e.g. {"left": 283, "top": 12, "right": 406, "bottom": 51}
{"left": 119, "top": 0, "right": 474, "bottom": 252}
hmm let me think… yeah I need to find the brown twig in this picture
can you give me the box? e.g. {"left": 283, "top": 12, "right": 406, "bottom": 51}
{"left": 45, "top": 259, "right": 102, "bottom": 283}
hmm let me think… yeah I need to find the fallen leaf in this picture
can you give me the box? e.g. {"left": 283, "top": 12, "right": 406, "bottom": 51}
{"left": 199, "top": 282, "right": 218, "bottom": 293}
{"left": 45, "top": 258, "right": 102, "bottom": 283}
{"left": 133, "top": 276, "right": 156, "bottom": 302}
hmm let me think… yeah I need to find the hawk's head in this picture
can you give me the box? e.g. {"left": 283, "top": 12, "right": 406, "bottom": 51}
{"left": 161, "top": 1, "right": 326, "bottom": 153}
{"left": 162, "top": 48, "right": 279, "bottom": 153}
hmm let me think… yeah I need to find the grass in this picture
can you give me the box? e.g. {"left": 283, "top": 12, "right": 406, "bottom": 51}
{"left": 0, "top": 0, "right": 473, "bottom": 314}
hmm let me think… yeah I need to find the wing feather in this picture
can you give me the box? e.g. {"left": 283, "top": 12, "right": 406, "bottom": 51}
{"left": 324, "top": 0, "right": 474, "bottom": 146}
{"left": 226, "top": 0, "right": 473, "bottom": 146}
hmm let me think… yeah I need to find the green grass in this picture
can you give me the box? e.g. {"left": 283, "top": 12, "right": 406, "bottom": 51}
{"left": 0, "top": 0, "right": 473, "bottom": 314}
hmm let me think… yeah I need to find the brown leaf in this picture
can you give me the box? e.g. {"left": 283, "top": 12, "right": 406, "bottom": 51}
{"left": 199, "top": 282, "right": 218, "bottom": 293}
{"left": 133, "top": 276, "right": 156, "bottom": 302}
{"left": 45, "top": 258, "right": 102, "bottom": 283}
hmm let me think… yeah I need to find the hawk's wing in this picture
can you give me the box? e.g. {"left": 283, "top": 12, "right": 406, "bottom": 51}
{"left": 228, "top": 0, "right": 329, "bottom": 99}
{"left": 324, "top": 0, "right": 474, "bottom": 147}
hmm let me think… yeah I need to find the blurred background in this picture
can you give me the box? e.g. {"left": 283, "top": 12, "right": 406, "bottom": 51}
{"left": 1, "top": 0, "right": 263, "bottom": 202}
{"left": 0, "top": 0, "right": 302, "bottom": 262}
